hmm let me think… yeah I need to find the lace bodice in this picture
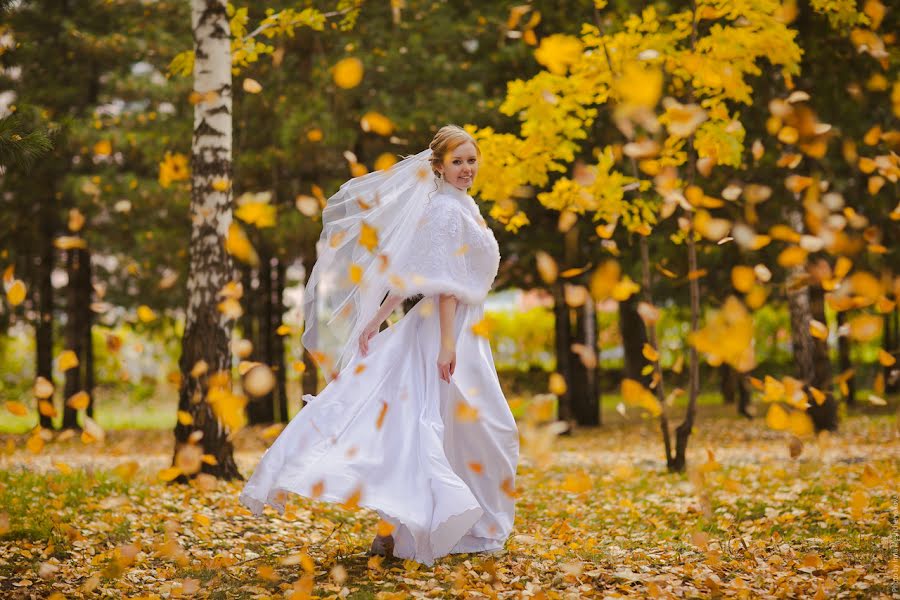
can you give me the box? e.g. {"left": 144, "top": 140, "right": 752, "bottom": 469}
{"left": 388, "top": 183, "right": 500, "bottom": 304}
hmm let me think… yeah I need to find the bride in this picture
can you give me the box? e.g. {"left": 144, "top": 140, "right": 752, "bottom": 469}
{"left": 239, "top": 125, "right": 520, "bottom": 566}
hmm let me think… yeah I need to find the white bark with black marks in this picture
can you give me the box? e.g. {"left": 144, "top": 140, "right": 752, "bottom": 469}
{"left": 172, "top": 0, "right": 241, "bottom": 480}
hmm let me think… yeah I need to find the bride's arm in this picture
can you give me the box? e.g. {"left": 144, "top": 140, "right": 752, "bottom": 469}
{"left": 437, "top": 293, "right": 458, "bottom": 382}
{"left": 367, "top": 293, "right": 404, "bottom": 330}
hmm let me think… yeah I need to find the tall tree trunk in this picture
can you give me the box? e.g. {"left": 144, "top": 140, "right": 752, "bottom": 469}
{"left": 260, "top": 251, "right": 275, "bottom": 422}
{"left": 807, "top": 284, "right": 837, "bottom": 429}
{"left": 619, "top": 295, "right": 650, "bottom": 385}
{"left": 62, "top": 248, "right": 82, "bottom": 430}
{"left": 836, "top": 309, "right": 855, "bottom": 405}
{"left": 274, "top": 259, "right": 288, "bottom": 422}
{"left": 300, "top": 252, "right": 318, "bottom": 408}
{"left": 720, "top": 365, "right": 736, "bottom": 404}
{"left": 81, "top": 248, "right": 95, "bottom": 419}
{"left": 551, "top": 280, "right": 575, "bottom": 426}
{"left": 571, "top": 298, "right": 600, "bottom": 425}
{"left": 672, "top": 228, "right": 701, "bottom": 472}
{"left": 883, "top": 302, "right": 898, "bottom": 394}
{"left": 172, "top": 0, "right": 241, "bottom": 481}
{"left": 35, "top": 210, "right": 55, "bottom": 429}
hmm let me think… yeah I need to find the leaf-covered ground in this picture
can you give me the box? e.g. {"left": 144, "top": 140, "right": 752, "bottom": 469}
{"left": 0, "top": 413, "right": 896, "bottom": 599}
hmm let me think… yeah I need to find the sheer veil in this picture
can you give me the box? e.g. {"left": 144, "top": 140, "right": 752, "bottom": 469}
{"left": 301, "top": 148, "right": 436, "bottom": 383}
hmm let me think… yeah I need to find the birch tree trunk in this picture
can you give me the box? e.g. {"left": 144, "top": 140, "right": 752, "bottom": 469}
{"left": 172, "top": 0, "right": 241, "bottom": 481}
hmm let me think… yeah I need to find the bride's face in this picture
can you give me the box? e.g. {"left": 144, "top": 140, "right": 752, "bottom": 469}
{"left": 438, "top": 141, "right": 479, "bottom": 191}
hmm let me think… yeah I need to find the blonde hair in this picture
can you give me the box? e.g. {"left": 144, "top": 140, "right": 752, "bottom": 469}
{"left": 429, "top": 125, "right": 481, "bottom": 177}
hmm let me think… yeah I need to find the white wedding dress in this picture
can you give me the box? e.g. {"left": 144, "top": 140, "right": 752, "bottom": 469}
{"left": 239, "top": 181, "right": 520, "bottom": 566}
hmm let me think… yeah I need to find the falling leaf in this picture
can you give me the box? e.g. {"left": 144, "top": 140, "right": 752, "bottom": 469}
{"left": 225, "top": 222, "right": 259, "bottom": 266}
{"left": 376, "top": 401, "right": 388, "bottom": 429}
{"left": 66, "top": 391, "right": 90, "bottom": 411}
{"left": 342, "top": 486, "right": 362, "bottom": 510}
{"left": 455, "top": 402, "right": 479, "bottom": 422}
{"left": 642, "top": 343, "right": 659, "bottom": 362}
{"left": 360, "top": 112, "right": 394, "bottom": 136}
{"left": 333, "top": 57, "right": 364, "bottom": 89}
{"left": 358, "top": 221, "right": 378, "bottom": 252}
{"left": 6, "top": 279, "right": 26, "bottom": 306}
{"left": 235, "top": 201, "right": 276, "bottom": 228}
{"left": 5, "top": 401, "right": 27, "bottom": 416}
{"left": 621, "top": 379, "right": 661, "bottom": 416}
{"left": 242, "top": 78, "right": 262, "bottom": 93}
{"left": 534, "top": 34, "right": 583, "bottom": 75}
{"left": 549, "top": 372, "right": 567, "bottom": 396}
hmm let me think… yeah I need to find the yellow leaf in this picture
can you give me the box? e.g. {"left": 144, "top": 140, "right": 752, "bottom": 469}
{"left": 66, "top": 391, "right": 90, "bottom": 411}
{"left": 809, "top": 387, "right": 826, "bottom": 406}
{"left": 93, "top": 139, "right": 112, "bottom": 156}
{"left": 350, "top": 263, "right": 362, "bottom": 283}
{"left": 68, "top": 208, "right": 85, "bottom": 232}
{"left": 642, "top": 343, "right": 659, "bottom": 362}
{"left": 850, "top": 489, "right": 867, "bottom": 519}
{"left": 53, "top": 236, "right": 87, "bottom": 250}
{"left": 38, "top": 400, "right": 56, "bottom": 417}
{"left": 211, "top": 178, "right": 230, "bottom": 192}
{"left": 561, "top": 471, "right": 592, "bottom": 494}
{"left": 5, "top": 401, "right": 27, "bottom": 416}
{"left": 194, "top": 513, "right": 211, "bottom": 527}
{"left": 306, "top": 128, "right": 323, "bottom": 142}
{"left": 621, "top": 378, "right": 660, "bottom": 416}
{"left": 375, "top": 401, "right": 388, "bottom": 429}
{"left": 235, "top": 201, "right": 276, "bottom": 228}
{"left": 342, "top": 486, "right": 362, "bottom": 510}
{"left": 6, "top": 279, "right": 26, "bottom": 306}
{"left": 358, "top": 221, "right": 378, "bottom": 252}
{"left": 809, "top": 320, "right": 828, "bottom": 340}
{"left": 861, "top": 464, "right": 881, "bottom": 487}
{"left": 333, "top": 57, "right": 364, "bottom": 89}
{"left": 225, "top": 222, "right": 259, "bottom": 266}
{"left": 470, "top": 317, "right": 492, "bottom": 338}
{"left": 549, "top": 372, "right": 567, "bottom": 396}
{"left": 242, "top": 78, "right": 262, "bottom": 93}
{"left": 360, "top": 112, "right": 394, "bottom": 136}
{"left": 777, "top": 246, "right": 808, "bottom": 268}
{"left": 157, "top": 466, "right": 182, "bottom": 482}
{"left": 58, "top": 350, "right": 79, "bottom": 371}
{"left": 455, "top": 402, "right": 479, "bottom": 423}
{"left": 848, "top": 314, "right": 881, "bottom": 342}
{"left": 276, "top": 325, "right": 292, "bottom": 336}
{"left": 27, "top": 433, "right": 44, "bottom": 454}
{"left": 374, "top": 152, "right": 397, "bottom": 171}
{"left": 177, "top": 410, "right": 193, "bottom": 425}
{"left": 731, "top": 266, "right": 755, "bottom": 293}
{"left": 611, "top": 276, "right": 640, "bottom": 301}
{"left": 376, "top": 520, "right": 394, "bottom": 537}
{"left": 54, "top": 461, "right": 72, "bottom": 475}
{"left": 877, "top": 349, "right": 896, "bottom": 366}
{"left": 765, "top": 404, "right": 789, "bottom": 430}
{"left": 788, "top": 411, "right": 814, "bottom": 437}
{"left": 534, "top": 34, "right": 583, "bottom": 75}
{"left": 137, "top": 305, "right": 156, "bottom": 323}
{"left": 261, "top": 423, "right": 284, "bottom": 440}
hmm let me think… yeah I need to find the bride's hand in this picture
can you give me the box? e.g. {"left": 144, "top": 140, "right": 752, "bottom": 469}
{"left": 358, "top": 324, "right": 378, "bottom": 357}
{"left": 437, "top": 346, "right": 456, "bottom": 383}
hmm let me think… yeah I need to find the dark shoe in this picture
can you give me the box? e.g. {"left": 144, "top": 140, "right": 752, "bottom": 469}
{"left": 368, "top": 534, "right": 394, "bottom": 558}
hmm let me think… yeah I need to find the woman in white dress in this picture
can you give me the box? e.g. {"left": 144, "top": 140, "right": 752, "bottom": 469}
{"left": 238, "top": 125, "right": 520, "bottom": 566}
